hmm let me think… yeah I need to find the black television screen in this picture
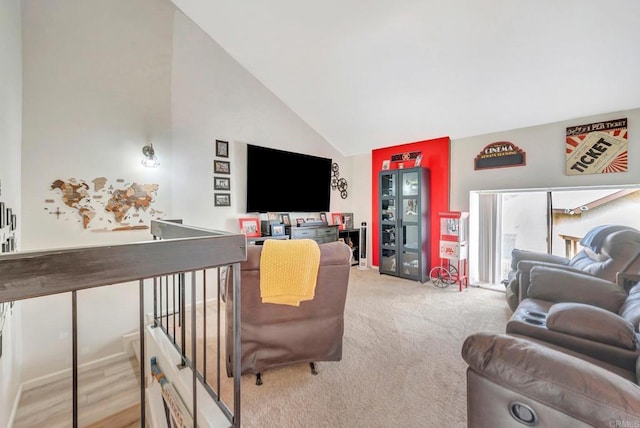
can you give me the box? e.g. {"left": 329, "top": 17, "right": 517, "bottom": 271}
{"left": 246, "top": 144, "right": 332, "bottom": 213}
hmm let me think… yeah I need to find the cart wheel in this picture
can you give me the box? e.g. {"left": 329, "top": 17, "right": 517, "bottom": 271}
{"left": 447, "top": 265, "right": 459, "bottom": 282}
{"left": 429, "top": 266, "right": 454, "bottom": 288}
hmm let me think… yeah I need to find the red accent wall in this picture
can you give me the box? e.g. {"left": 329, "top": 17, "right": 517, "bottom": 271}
{"left": 371, "top": 137, "right": 450, "bottom": 269}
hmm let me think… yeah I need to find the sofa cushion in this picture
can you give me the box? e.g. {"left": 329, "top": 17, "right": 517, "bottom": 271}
{"left": 528, "top": 266, "right": 627, "bottom": 313}
{"left": 507, "top": 298, "right": 640, "bottom": 372}
{"left": 547, "top": 303, "right": 637, "bottom": 350}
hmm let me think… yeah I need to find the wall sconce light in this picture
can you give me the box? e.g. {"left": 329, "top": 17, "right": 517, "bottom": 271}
{"left": 141, "top": 144, "right": 159, "bottom": 168}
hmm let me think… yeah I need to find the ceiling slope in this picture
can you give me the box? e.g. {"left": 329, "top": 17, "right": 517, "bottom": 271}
{"left": 172, "top": 0, "right": 640, "bottom": 156}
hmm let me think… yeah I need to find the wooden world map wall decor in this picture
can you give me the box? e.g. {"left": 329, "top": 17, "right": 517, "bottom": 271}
{"left": 45, "top": 177, "right": 163, "bottom": 231}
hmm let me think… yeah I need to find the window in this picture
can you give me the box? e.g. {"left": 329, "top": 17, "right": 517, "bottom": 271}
{"left": 472, "top": 186, "right": 640, "bottom": 287}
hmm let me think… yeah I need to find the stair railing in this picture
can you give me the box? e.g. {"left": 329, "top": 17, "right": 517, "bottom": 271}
{"left": 0, "top": 219, "right": 245, "bottom": 427}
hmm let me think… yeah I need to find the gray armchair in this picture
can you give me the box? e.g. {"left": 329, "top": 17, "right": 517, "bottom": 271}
{"left": 505, "top": 225, "right": 640, "bottom": 311}
{"left": 224, "top": 241, "right": 352, "bottom": 384}
{"left": 462, "top": 332, "right": 640, "bottom": 427}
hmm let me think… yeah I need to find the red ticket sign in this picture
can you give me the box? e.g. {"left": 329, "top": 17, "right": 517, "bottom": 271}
{"left": 566, "top": 118, "right": 628, "bottom": 175}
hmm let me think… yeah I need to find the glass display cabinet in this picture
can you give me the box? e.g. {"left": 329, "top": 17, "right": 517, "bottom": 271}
{"left": 378, "top": 167, "right": 430, "bottom": 282}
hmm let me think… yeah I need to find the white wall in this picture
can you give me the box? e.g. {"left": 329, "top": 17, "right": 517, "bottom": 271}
{"left": 450, "top": 108, "right": 640, "bottom": 211}
{"left": 16, "top": 0, "right": 640, "bottom": 385}
{"left": 17, "top": 0, "right": 367, "bottom": 382}
{"left": 21, "top": 0, "right": 174, "bottom": 250}
{"left": 0, "top": 0, "right": 22, "bottom": 423}
{"left": 344, "top": 153, "right": 373, "bottom": 263}
{"left": 169, "top": 10, "right": 353, "bottom": 232}
{"left": 20, "top": 0, "right": 175, "bottom": 380}
{"left": 451, "top": 108, "right": 640, "bottom": 284}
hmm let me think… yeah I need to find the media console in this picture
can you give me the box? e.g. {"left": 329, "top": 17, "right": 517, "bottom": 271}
{"left": 286, "top": 224, "right": 339, "bottom": 244}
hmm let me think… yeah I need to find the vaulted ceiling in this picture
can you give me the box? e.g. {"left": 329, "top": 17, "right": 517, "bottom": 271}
{"left": 172, "top": 0, "right": 640, "bottom": 156}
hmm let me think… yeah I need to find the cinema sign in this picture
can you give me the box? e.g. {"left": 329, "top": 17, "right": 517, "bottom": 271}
{"left": 474, "top": 142, "right": 526, "bottom": 170}
{"left": 566, "top": 118, "right": 628, "bottom": 175}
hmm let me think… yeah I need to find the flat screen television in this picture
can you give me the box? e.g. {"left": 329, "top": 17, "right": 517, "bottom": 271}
{"left": 246, "top": 144, "right": 332, "bottom": 213}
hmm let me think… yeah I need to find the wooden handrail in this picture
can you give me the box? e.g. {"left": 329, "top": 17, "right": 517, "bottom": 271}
{"left": 0, "top": 220, "right": 246, "bottom": 302}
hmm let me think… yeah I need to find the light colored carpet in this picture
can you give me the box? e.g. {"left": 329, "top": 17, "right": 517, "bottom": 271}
{"left": 217, "top": 268, "right": 512, "bottom": 428}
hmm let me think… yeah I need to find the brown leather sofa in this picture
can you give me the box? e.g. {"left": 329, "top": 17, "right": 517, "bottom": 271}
{"left": 506, "top": 265, "right": 640, "bottom": 371}
{"left": 462, "top": 332, "right": 640, "bottom": 427}
{"left": 224, "top": 240, "right": 351, "bottom": 382}
{"left": 505, "top": 226, "right": 640, "bottom": 311}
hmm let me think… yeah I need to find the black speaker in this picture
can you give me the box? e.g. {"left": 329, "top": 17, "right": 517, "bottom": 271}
{"left": 358, "top": 222, "right": 368, "bottom": 269}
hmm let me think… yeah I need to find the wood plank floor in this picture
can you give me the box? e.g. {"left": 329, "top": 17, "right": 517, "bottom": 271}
{"left": 14, "top": 355, "right": 142, "bottom": 428}
{"left": 86, "top": 403, "right": 141, "bottom": 428}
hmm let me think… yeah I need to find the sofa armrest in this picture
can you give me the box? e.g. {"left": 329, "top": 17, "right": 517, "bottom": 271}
{"left": 546, "top": 302, "right": 637, "bottom": 350}
{"left": 527, "top": 266, "right": 628, "bottom": 313}
{"left": 510, "top": 249, "right": 569, "bottom": 270}
{"left": 462, "top": 333, "right": 640, "bottom": 427}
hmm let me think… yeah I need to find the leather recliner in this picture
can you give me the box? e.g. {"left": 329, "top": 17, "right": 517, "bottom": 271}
{"left": 462, "top": 332, "right": 640, "bottom": 427}
{"left": 506, "top": 263, "right": 640, "bottom": 371}
{"left": 505, "top": 225, "right": 640, "bottom": 311}
{"left": 224, "top": 240, "right": 351, "bottom": 382}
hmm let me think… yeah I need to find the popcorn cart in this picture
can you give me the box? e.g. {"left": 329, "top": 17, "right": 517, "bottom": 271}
{"left": 429, "top": 211, "right": 469, "bottom": 291}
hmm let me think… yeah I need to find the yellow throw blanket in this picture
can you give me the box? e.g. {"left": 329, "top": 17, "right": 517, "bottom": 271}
{"left": 260, "top": 239, "right": 321, "bottom": 306}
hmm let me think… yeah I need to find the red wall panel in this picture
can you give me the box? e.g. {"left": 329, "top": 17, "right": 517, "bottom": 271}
{"left": 371, "top": 137, "right": 450, "bottom": 270}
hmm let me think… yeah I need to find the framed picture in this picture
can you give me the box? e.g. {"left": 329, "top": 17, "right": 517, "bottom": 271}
{"left": 214, "top": 193, "right": 231, "bottom": 207}
{"left": 331, "top": 212, "right": 342, "bottom": 225}
{"left": 271, "top": 224, "right": 285, "bottom": 236}
{"left": 281, "top": 213, "right": 291, "bottom": 226}
{"left": 342, "top": 212, "right": 354, "bottom": 229}
{"left": 239, "top": 217, "right": 261, "bottom": 237}
{"left": 214, "top": 160, "right": 230, "bottom": 174}
{"left": 331, "top": 212, "right": 344, "bottom": 229}
{"left": 0, "top": 202, "right": 4, "bottom": 228}
{"left": 319, "top": 212, "right": 327, "bottom": 224}
{"left": 296, "top": 218, "right": 305, "bottom": 226}
{"left": 215, "top": 140, "right": 229, "bottom": 158}
{"left": 214, "top": 176, "right": 230, "bottom": 190}
{"left": 267, "top": 212, "right": 279, "bottom": 221}
{"left": 5, "top": 208, "right": 12, "bottom": 229}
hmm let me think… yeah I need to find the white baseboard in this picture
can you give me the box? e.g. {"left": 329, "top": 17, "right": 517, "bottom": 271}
{"left": 21, "top": 327, "right": 146, "bottom": 392}
{"left": 122, "top": 331, "right": 140, "bottom": 358}
{"left": 21, "top": 351, "right": 130, "bottom": 392}
{"left": 18, "top": 299, "right": 221, "bottom": 395}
